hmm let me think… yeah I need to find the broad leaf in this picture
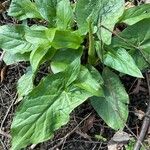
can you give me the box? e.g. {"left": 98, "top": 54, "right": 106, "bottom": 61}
{"left": 25, "top": 26, "right": 55, "bottom": 46}
{"left": 17, "top": 67, "right": 34, "bottom": 99}
{"left": 74, "top": 66, "right": 104, "bottom": 97}
{"left": 8, "top": 0, "right": 42, "bottom": 20}
{"left": 129, "top": 49, "right": 149, "bottom": 71}
{"left": 35, "top": 0, "right": 61, "bottom": 24}
{"left": 91, "top": 68, "right": 129, "bottom": 130}
{"left": 51, "top": 48, "right": 82, "bottom": 73}
{"left": 52, "top": 30, "right": 83, "bottom": 49}
{"left": 3, "top": 51, "right": 30, "bottom": 65}
{"left": 0, "top": 25, "right": 53, "bottom": 54}
{"left": 104, "top": 48, "right": 143, "bottom": 78}
{"left": 56, "top": 0, "right": 73, "bottom": 29}
{"left": 11, "top": 57, "right": 102, "bottom": 150}
{"left": 0, "top": 25, "right": 35, "bottom": 54}
{"left": 119, "top": 4, "right": 150, "bottom": 25}
{"left": 75, "top": 0, "right": 124, "bottom": 44}
{"left": 112, "top": 19, "right": 150, "bottom": 70}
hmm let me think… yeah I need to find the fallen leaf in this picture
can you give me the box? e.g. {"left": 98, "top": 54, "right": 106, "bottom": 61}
{"left": 108, "top": 143, "right": 118, "bottom": 150}
{"left": 82, "top": 114, "right": 95, "bottom": 133}
{"left": 134, "top": 108, "right": 145, "bottom": 120}
{"left": 111, "top": 131, "right": 130, "bottom": 143}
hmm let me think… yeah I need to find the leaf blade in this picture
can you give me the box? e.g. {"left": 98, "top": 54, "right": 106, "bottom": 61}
{"left": 103, "top": 48, "right": 143, "bottom": 78}
{"left": 91, "top": 68, "right": 129, "bottom": 130}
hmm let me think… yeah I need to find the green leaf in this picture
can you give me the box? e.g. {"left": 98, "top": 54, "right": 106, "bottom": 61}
{"left": 30, "top": 47, "right": 50, "bottom": 72}
{"left": 0, "top": 25, "right": 55, "bottom": 55}
{"left": 56, "top": 0, "right": 73, "bottom": 29}
{"left": 17, "top": 67, "right": 34, "bottom": 99}
{"left": 74, "top": 66, "right": 104, "bottom": 97}
{"left": 52, "top": 30, "right": 83, "bottom": 49}
{"left": 75, "top": 0, "right": 124, "bottom": 44}
{"left": 51, "top": 48, "right": 82, "bottom": 74}
{"left": 0, "top": 25, "right": 35, "bottom": 54}
{"left": 129, "top": 49, "right": 149, "bottom": 71}
{"left": 104, "top": 48, "right": 143, "bottom": 78}
{"left": 119, "top": 4, "right": 150, "bottom": 25}
{"left": 11, "top": 55, "right": 103, "bottom": 150}
{"left": 112, "top": 19, "right": 150, "bottom": 70}
{"left": 3, "top": 51, "right": 30, "bottom": 65}
{"left": 35, "top": 0, "right": 61, "bottom": 24}
{"left": 8, "top": 0, "right": 42, "bottom": 20}
{"left": 25, "top": 26, "right": 55, "bottom": 46}
{"left": 91, "top": 68, "right": 129, "bottom": 130}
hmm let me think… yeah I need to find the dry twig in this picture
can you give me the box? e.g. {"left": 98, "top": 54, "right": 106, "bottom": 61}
{"left": 134, "top": 72, "right": 150, "bottom": 150}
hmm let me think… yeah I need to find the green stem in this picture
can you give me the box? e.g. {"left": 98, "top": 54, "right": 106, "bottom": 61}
{"left": 88, "top": 20, "right": 96, "bottom": 65}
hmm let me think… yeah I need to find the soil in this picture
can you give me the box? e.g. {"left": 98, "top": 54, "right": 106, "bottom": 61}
{"left": 0, "top": 0, "right": 150, "bottom": 150}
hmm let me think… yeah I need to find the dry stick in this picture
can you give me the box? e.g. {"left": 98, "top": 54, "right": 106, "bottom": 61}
{"left": 0, "top": 94, "right": 17, "bottom": 129}
{"left": 51, "top": 113, "right": 92, "bottom": 150}
{"left": 0, "top": 51, "right": 5, "bottom": 68}
{"left": 134, "top": 73, "right": 150, "bottom": 150}
{"left": 100, "top": 25, "right": 150, "bottom": 67}
{"left": 0, "top": 129, "right": 11, "bottom": 138}
{"left": 0, "top": 138, "right": 7, "bottom": 150}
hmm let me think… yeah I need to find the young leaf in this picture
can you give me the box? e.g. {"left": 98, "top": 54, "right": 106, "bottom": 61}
{"left": 8, "top": 0, "right": 42, "bottom": 20}
{"left": 104, "top": 48, "right": 143, "bottom": 78}
{"left": 52, "top": 30, "right": 83, "bottom": 49}
{"left": 91, "top": 68, "right": 129, "bottom": 130}
{"left": 17, "top": 67, "right": 34, "bottom": 99}
{"left": 119, "top": 4, "right": 150, "bottom": 25}
{"left": 75, "top": 0, "right": 124, "bottom": 44}
{"left": 56, "top": 0, "right": 73, "bottom": 29}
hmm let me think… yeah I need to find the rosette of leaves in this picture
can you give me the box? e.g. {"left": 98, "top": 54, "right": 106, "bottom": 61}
{"left": 0, "top": 0, "right": 150, "bottom": 149}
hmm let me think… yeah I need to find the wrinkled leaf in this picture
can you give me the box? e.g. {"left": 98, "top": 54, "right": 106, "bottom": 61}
{"left": 104, "top": 48, "right": 143, "bottom": 78}
{"left": 120, "top": 4, "right": 150, "bottom": 25}
{"left": 8, "top": 0, "right": 42, "bottom": 20}
{"left": 56, "top": 0, "right": 73, "bottom": 29}
{"left": 75, "top": 0, "right": 124, "bottom": 44}
{"left": 91, "top": 68, "right": 129, "bottom": 130}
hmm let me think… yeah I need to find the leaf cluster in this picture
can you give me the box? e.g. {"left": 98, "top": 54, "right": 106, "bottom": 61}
{"left": 0, "top": 0, "right": 150, "bottom": 149}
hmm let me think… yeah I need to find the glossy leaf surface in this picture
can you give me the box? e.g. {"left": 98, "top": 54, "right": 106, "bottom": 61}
{"left": 104, "top": 48, "right": 143, "bottom": 77}
{"left": 75, "top": 0, "right": 124, "bottom": 44}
